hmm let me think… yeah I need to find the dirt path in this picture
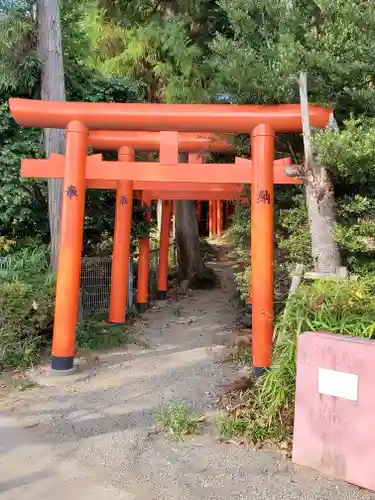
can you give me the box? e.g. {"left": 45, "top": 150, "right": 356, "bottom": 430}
{"left": 1, "top": 244, "right": 374, "bottom": 499}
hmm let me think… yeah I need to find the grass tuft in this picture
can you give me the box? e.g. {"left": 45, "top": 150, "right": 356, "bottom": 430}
{"left": 76, "top": 316, "right": 131, "bottom": 351}
{"left": 156, "top": 402, "right": 203, "bottom": 439}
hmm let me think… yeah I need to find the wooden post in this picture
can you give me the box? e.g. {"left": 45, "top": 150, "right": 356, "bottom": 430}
{"left": 158, "top": 200, "right": 171, "bottom": 299}
{"left": 251, "top": 123, "right": 275, "bottom": 376}
{"left": 212, "top": 200, "right": 217, "bottom": 236}
{"left": 157, "top": 132, "right": 177, "bottom": 299}
{"left": 51, "top": 121, "right": 88, "bottom": 372}
{"left": 109, "top": 147, "right": 134, "bottom": 323}
{"left": 137, "top": 194, "right": 151, "bottom": 313}
{"left": 217, "top": 200, "right": 223, "bottom": 236}
{"left": 209, "top": 201, "right": 213, "bottom": 238}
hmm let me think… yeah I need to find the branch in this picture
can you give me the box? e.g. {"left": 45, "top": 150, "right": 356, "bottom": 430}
{"left": 299, "top": 71, "right": 314, "bottom": 170}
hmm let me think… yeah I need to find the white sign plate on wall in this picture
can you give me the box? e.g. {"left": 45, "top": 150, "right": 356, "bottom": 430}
{"left": 318, "top": 367, "right": 359, "bottom": 402}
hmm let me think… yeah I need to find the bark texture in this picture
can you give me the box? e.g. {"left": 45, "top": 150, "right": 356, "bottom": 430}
{"left": 304, "top": 166, "right": 341, "bottom": 272}
{"left": 299, "top": 72, "right": 340, "bottom": 273}
{"left": 37, "top": 0, "right": 66, "bottom": 270}
{"left": 175, "top": 200, "right": 215, "bottom": 288}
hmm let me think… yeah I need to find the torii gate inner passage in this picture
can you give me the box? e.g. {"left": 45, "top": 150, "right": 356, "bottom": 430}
{"left": 9, "top": 98, "right": 331, "bottom": 375}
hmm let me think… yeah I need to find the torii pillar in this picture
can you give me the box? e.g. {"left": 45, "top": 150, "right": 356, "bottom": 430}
{"left": 108, "top": 147, "right": 134, "bottom": 323}
{"left": 137, "top": 193, "right": 151, "bottom": 313}
{"left": 251, "top": 124, "right": 275, "bottom": 376}
{"left": 51, "top": 121, "right": 88, "bottom": 372}
{"left": 157, "top": 132, "right": 177, "bottom": 300}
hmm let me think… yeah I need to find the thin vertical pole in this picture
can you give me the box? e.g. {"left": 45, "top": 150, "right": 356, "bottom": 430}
{"left": 189, "top": 154, "right": 203, "bottom": 236}
{"left": 109, "top": 147, "right": 134, "bottom": 323}
{"left": 157, "top": 200, "right": 171, "bottom": 299}
{"left": 157, "top": 132, "right": 178, "bottom": 300}
{"left": 137, "top": 193, "right": 151, "bottom": 313}
{"left": 225, "top": 201, "right": 231, "bottom": 227}
{"left": 196, "top": 201, "right": 202, "bottom": 223}
{"left": 51, "top": 121, "right": 88, "bottom": 372}
{"left": 251, "top": 123, "right": 275, "bottom": 376}
{"left": 209, "top": 201, "right": 213, "bottom": 238}
{"left": 212, "top": 200, "right": 217, "bottom": 236}
{"left": 217, "top": 200, "right": 223, "bottom": 236}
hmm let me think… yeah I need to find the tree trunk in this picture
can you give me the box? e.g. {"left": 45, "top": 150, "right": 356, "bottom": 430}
{"left": 37, "top": 0, "right": 66, "bottom": 270}
{"left": 305, "top": 170, "right": 340, "bottom": 272}
{"left": 175, "top": 200, "right": 215, "bottom": 288}
{"left": 299, "top": 72, "right": 341, "bottom": 273}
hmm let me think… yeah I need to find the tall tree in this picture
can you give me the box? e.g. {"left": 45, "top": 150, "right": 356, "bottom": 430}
{"left": 37, "top": 0, "right": 66, "bottom": 269}
{"left": 210, "top": 0, "right": 375, "bottom": 271}
{"left": 83, "top": 2, "right": 218, "bottom": 283}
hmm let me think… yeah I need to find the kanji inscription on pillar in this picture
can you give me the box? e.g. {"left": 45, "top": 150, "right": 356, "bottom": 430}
{"left": 257, "top": 189, "right": 271, "bottom": 204}
{"left": 120, "top": 195, "right": 128, "bottom": 206}
{"left": 66, "top": 185, "right": 78, "bottom": 199}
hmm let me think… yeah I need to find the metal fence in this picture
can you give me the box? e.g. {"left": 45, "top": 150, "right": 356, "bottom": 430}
{"left": 80, "top": 256, "right": 134, "bottom": 315}
{"left": 0, "top": 242, "right": 173, "bottom": 317}
{"left": 0, "top": 255, "right": 135, "bottom": 316}
{"left": 0, "top": 256, "right": 11, "bottom": 273}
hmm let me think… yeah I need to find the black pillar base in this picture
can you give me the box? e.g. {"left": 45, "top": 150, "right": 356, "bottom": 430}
{"left": 137, "top": 302, "right": 148, "bottom": 313}
{"left": 51, "top": 355, "right": 74, "bottom": 371}
{"left": 157, "top": 291, "right": 167, "bottom": 300}
{"left": 253, "top": 366, "right": 268, "bottom": 378}
{"left": 108, "top": 321, "right": 126, "bottom": 326}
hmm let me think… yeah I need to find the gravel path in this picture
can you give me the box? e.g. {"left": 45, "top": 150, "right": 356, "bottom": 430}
{"left": 1, "top": 246, "right": 374, "bottom": 499}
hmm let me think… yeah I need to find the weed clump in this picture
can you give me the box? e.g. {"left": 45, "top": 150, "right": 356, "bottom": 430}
{"left": 219, "top": 278, "right": 375, "bottom": 443}
{"left": 156, "top": 402, "right": 203, "bottom": 440}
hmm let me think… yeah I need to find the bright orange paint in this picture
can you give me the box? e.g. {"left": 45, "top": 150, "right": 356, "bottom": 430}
{"left": 137, "top": 193, "right": 151, "bottom": 310}
{"left": 212, "top": 200, "right": 217, "bottom": 236}
{"left": 209, "top": 201, "right": 213, "bottom": 238}
{"left": 140, "top": 191, "right": 244, "bottom": 201}
{"left": 89, "top": 131, "right": 234, "bottom": 153}
{"left": 21, "top": 154, "right": 301, "bottom": 186}
{"left": 11, "top": 96, "right": 331, "bottom": 374}
{"left": 9, "top": 98, "right": 331, "bottom": 133}
{"left": 108, "top": 147, "right": 134, "bottom": 323}
{"left": 21, "top": 156, "right": 301, "bottom": 185}
{"left": 217, "top": 200, "right": 223, "bottom": 237}
{"left": 51, "top": 121, "right": 88, "bottom": 371}
{"left": 251, "top": 124, "right": 275, "bottom": 371}
{"left": 157, "top": 133, "right": 177, "bottom": 298}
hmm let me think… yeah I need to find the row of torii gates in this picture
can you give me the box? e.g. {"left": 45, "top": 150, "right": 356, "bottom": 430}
{"left": 9, "top": 98, "right": 331, "bottom": 376}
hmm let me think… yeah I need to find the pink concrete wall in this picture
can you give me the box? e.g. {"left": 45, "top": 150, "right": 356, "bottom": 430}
{"left": 293, "top": 331, "right": 375, "bottom": 491}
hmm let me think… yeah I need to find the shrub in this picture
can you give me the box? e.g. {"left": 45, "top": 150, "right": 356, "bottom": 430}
{"left": 0, "top": 246, "right": 54, "bottom": 369}
{"left": 222, "top": 278, "right": 375, "bottom": 442}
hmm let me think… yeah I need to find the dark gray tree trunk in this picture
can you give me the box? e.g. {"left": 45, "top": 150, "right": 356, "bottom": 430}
{"left": 37, "top": 0, "right": 66, "bottom": 270}
{"left": 175, "top": 200, "right": 210, "bottom": 286}
{"left": 299, "top": 72, "right": 341, "bottom": 273}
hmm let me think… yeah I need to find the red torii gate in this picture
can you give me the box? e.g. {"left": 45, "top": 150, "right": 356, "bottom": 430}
{"left": 22, "top": 146, "right": 301, "bottom": 315}
{"left": 9, "top": 98, "right": 330, "bottom": 376}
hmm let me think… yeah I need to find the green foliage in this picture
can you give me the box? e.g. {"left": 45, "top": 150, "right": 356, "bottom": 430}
{"left": 216, "top": 412, "right": 248, "bottom": 439}
{"left": 76, "top": 316, "right": 131, "bottom": 351}
{"left": 222, "top": 278, "right": 375, "bottom": 442}
{"left": 277, "top": 194, "right": 312, "bottom": 268}
{"left": 156, "top": 402, "right": 203, "bottom": 439}
{"left": 0, "top": 236, "right": 16, "bottom": 253}
{"left": 211, "top": 0, "right": 375, "bottom": 117}
{"left": 313, "top": 117, "right": 375, "bottom": 183}
{"left": 0, "top": 246, "right": 54, "bottom": 370}
{"left": 312, "top": 118, "right": 375, "bottom": 276}
{"left": 83, "top": 6, "right": 210, "bottom": 103}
